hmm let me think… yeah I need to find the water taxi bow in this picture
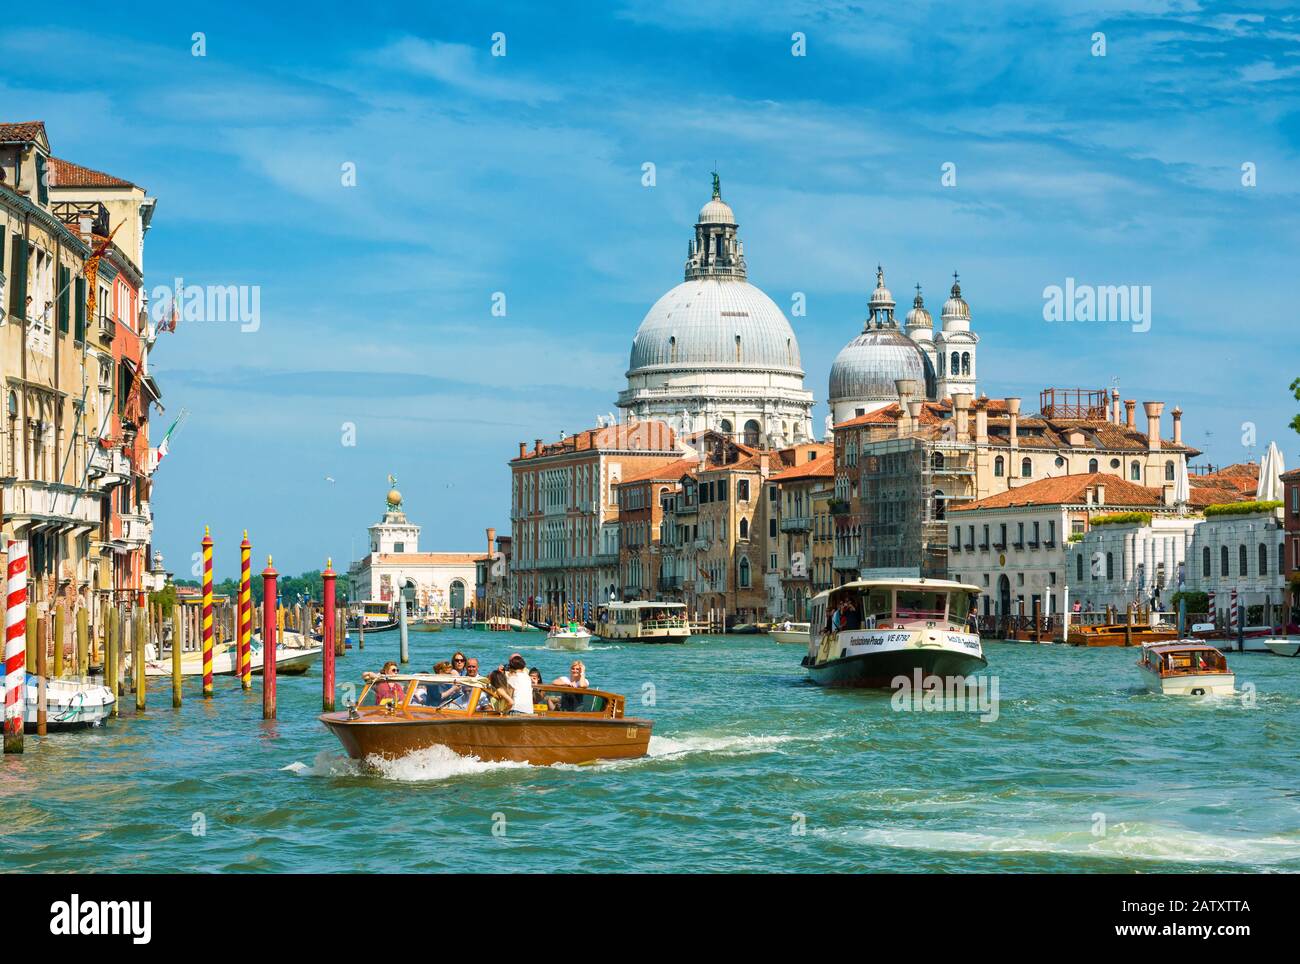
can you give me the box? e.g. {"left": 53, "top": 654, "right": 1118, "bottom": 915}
{"left": 320, "top": 674, "right": 652, "bottom": 765}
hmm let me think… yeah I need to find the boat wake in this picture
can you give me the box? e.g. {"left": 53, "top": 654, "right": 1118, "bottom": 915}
{"left": 645, "top": 732, "right": 804, "bottom": 760}
{"left": 827, "top": 822, "right": 1300, "bottom": 866}
{"left": 283, "top": 747, "right": 531, "bottom": 782}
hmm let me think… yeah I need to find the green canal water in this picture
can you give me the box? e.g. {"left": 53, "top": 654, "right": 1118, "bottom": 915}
{"left": 2, "top": 629, "right": 1298, "bottom": 873}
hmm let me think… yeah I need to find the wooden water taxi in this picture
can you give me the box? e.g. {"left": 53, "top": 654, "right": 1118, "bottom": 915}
{"left": 320, "top": 673, "right": 652, "bottom": 765}
{"left": 1137, "top": 641, "right": 1235, "bottom": 696}
{"left": 804, "top": 578, "right": 986, "bottom": 688}
{"left": 770, "top": 621, "right": 811, "bottom": 645}
{"left": 1067, "top": 621, "right": 1179, "bottom": 647}
{"left": 596, "top": 601, "right": 690, "bottom": 642}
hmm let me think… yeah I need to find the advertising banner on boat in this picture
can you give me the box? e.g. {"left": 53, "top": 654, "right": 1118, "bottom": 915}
{"left": 839, "top": 629, "right": 982, "bottom": 656}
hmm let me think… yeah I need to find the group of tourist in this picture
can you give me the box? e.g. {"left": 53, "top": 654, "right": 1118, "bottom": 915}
{"left": 363, "top": 650, "right": 591, "bottom": 716}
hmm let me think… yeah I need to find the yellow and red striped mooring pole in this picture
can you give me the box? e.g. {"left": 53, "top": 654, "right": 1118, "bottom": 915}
{"left": 201, "top": 527, "right": 214, "bottom": 698}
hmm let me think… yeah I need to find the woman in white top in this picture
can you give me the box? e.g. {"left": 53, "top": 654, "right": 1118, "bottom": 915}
{"left": 504, "top": 654, "right": 534, "bottom": 715}
{"left": 552, "top": 660, "right": 589, "bottom": 688}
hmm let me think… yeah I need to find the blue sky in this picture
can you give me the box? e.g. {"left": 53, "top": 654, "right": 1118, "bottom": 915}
{"left": 3, "top": 0, "right": 1297, "bottom": 578}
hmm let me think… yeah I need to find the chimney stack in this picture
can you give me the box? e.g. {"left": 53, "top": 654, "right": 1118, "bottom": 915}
{"left": 534, "top": 438, "right": 543, "bottom": 455}
{"left": 1111, "top": 388, "right": 1121, "bottom": 424}
{"left": 486, "top": 527, "right": 496, "bottom": 556}
{"left": 895, "top": 408, "right": 908, "bottom": 439}
{"left": 518, "top": 442, "right": 527, "bottom": 459}
{"left": 1006, "top": 397, "right": 1021, "bottom": 448}
{"left": 1172, "top": 405, "right": 1182, "bottom": 445}
{"left": 1123, "top": 399, "right": 1136, "bottom": 429}
{"left": 974, "top": 399, "right": 988, "bottom": 444}
{"left": 1096, "top": 483, "right": 1105, "bottom": 506}
{"left": 952, "top": 392, "right": 972, "bottom": 442}
{"left": 1144, "top": 401, "right": 1165, "bottom": 451}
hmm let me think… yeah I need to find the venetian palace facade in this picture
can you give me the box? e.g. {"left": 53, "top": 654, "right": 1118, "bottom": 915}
{"left": 0, "top": 120, "right": 164, "bottom": 611}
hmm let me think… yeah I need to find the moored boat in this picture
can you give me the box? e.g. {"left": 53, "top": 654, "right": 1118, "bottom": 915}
{"left": 1066, "top": 621, "right": 1179, "bottom": 647}
{"left": 138, "top": 635, "right": 322, "bottom": 677}
{"left": 1191, "top": 624, "right": 1278, "bottom": 653}
{"left": 804, "top": 578, "right": 986, "bottom": 688}
{"left": 1137, "top": 641, "right": 1235, "bottom": 695}
{"left": 320, "top": 673, "right": 652, "bottom": 765}
{"left": 23, "top": 674, "right": 115, "bottom": 730}
{"left": 770, "top": 621, "right": 811, "bottom": 645}
{"left": 1264, "top": 636, "right": 1300, "bottom": 657}
{"left": 349, "top": 600, "right": 399, "bottom": 633}
{"left": 595, "top": 601, "right": 690, "bottom": 642}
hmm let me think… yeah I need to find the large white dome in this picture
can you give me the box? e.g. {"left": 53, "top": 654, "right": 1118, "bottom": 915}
{"left": 628, "top": 279, "right": 803, "bottom": 375}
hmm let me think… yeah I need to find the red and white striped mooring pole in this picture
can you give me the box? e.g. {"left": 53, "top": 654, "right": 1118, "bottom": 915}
{"left": 4, "top": 540, "right": 29, "bottom": 754}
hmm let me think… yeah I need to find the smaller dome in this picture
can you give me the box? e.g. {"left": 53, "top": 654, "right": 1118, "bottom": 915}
{"left": 905, "top": 284, "right": 932, "bottom": 331}
{"left": 697, "top": 197, "right": 735, "bottom": 225}
{"left": 942, "top": 273, "right": 970, "bottom": 320}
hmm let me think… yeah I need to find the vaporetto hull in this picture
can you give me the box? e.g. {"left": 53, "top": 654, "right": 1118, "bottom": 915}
{"left": 807, "top": 629, "right": 987, "bottom": 688}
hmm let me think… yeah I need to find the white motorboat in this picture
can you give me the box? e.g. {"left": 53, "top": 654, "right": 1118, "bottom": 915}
{"left": 546, "top": 625, "right": 592, "bottom": 651}
{"left": 138, "top": 634, "right": 322, "bottom": 677}
{"left": 1137, "top": 641, "right": 1235, "bottom": 696}
{"left": 1264, "top": 636, "right": 1300, "bottom": 657}
{"left": 23, "top": 675, "right": 115, "bottom": 730}
{"left": 770, "top": 622, "right": 811, "bottom": 645}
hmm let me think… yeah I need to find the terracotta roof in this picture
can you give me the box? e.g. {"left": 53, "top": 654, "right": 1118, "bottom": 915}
{"left": 833, "top": 401, "right": 947, "bottom": 430}
{"left": 514, "top": 421, "right": 679, "bottom": 460}
{"left": 950, "top": 472, "right": 1165, "bottom": 512}
{"left": 1190, "top": 462, "right": 1258, "bottom": 495}
{"left": 48, "top": 155, "right": 136, "bottom": 189}
{"left": 1186, "top": 484, "right": 1241, "bottom": 507}
{"left": 371, "top": 552, "right": 480, "bottom": 566}
{"left": 1281, "top": 468, "right": 1300, "bottom": 482}
{"left": 618, "top": 457, "right": 699, "bottom": 485}
{"left": 0, "top": 121, "right": 47, "bottom": 144}
{"left": 771, "top": 452, "right": 834, "bottom": 482}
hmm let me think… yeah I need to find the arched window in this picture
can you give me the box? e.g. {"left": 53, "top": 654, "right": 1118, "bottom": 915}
{"left": 449, "top": 579, "right": 466, "bottom": 610}
{"left": 735, "top": 333, "right": 742, "bottom": 362}
{"left": 933, "top": 489, "right": 946, "bottom": 520}
{"left": 1085, "top": 458, "right": 1097, "bottom": 473}
{"left": 719, "top": 419, "right": 732, "bottom": 436}
{"left": 1165, "top": 460, "right": 1175, "bottom": 481}
{"left": 961, "top": 352, "right": 970, "bottom": 375}
{"left": 1130, "top": 460, "right": 1141, "bottom": 481}
{"left": 1259, "top": 542, "right": 1268, "bottom": 575}
{"left": 950, "top": 351, "right": 960, "bottom": 376}
{"left": 669, "top": 335, "right": 677, "bottom": 362}
{"left": 738, "top": 557, "right": 751, "bottom": 588}
{"left": 1239, "top": 544, "right": 1248, "bottom": 575}
{"left": 1202, "top": 546, "right": 1210, "bottom": 577}
{"left": 743, "top": 419, "right": 761, "bottom": 447}
{"left": 739, "top": 518, "right": 749, "bottom": 540}
{"left": 938, "top": 354, "right": 946, "bottom": 376}
{"left": 994, "top": 456, "right": 1005, "bottom": 477}
{"left": 931, "top": 450, "right": 944, "bottom": 471}
{"left": 1220, "top": 545, "right": 1229, "bottom": 576}
{"left": 1021, "top": 457, "right": 1032, "bottom": 478}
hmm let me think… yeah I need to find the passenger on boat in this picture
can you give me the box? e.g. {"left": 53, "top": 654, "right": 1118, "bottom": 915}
{"left": 450, "top": 652, "right": 467, "bottom": 674}
{"left": 484, "top": 669, "right": 515, "bottom": 714}
{"left": 362, "top": 662, "right": 405, "bottom": 705}
{"left": 529, "top": 667, "right": 543, "bottom": 689}
{"left": 842, "top": 600, "right": 861, "bottom": 631}
{"left": 552, "top": 660, "right": 589, "bottom": 688}
{"left": 830, "top": 604, "right": 842, "bottom": 633}
{"left": 505, "top": 654, "right": 534, "bottom": 715}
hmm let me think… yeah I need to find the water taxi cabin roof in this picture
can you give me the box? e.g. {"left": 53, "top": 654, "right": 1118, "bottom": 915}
{"left": 1143, "top": 641, "right": 1226, "bottom": 656}
{"left": 376, "top": 673, "right": 488, "bottom": 687}
{"left": 606, "top": 601, "right": 687, "bottom": 609}
{"left": 811, "top": 578, "right": 981, "bottom": 604}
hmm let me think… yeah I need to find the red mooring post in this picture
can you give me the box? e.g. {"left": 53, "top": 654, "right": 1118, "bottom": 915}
{"left": 261, "top": 556, "right": 278, "bottom": 720}
{"left": 322, "top": 558, "right": 337, "bottom": 712}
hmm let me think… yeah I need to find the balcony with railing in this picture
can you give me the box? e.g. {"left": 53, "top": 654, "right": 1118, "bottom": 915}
{"left": 780, "top": 515, "right": 812, "bottom": 533}
{"left": 832, "top": 553, "right": 859, "bottom": 571}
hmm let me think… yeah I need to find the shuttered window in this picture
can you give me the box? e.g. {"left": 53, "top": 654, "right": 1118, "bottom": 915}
{"left": 74, "top": 275, "right": 86, "bottom": 342}
{"left": 57, "top": 264, "right": 70, "bottom": 333}
{"left": 8, "top": 234, "right": 27, "bottom": 317}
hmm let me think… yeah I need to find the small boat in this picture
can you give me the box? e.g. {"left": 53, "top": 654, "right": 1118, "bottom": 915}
{"left": 23, "top": 674, "right": 115, "bottom": 730}
{"left": 1264, "top": 636, "right": 1300, "bottom": 657}
{"left": 595, "top": 601, "right": 690, "bottom": 643}
{"left": 409, "top": 620, "right": 443, "bottom": 633}
{"left": 1137, "top": 641, "right": 1235, "bottom": 696}
{"left": 770, "top": 622, "right": 811, "bottom": 645}
{"left": 138, "top": 635, "right": 322, "bottom": 677}
{"left": 320, "top": 673, "right": 652, "bottom": 765}
{"left": 473, "top": 616, "right": 536, "bottom": 632}
{"left": 1067, "top": 621, "right": 1179, "bottom": 647}
{"left": 730, "top": 622, "right": 763, "bottom": 635}
{"left": 350, "top": 600, "right": 399, "bottom": 633}
{"left": 545, "top": 625, "right": 592, "bottom": 651}
{"left": 1191, "top": 624, "right": 1278, "bottom": 653}
{"left": 804, "top": 578, "right": 987, "bottom": 688}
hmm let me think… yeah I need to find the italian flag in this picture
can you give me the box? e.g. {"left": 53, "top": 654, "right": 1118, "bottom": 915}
{"left": 156, "top": 416, "right": 182, "bottom": 462}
